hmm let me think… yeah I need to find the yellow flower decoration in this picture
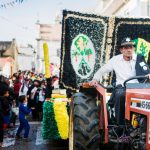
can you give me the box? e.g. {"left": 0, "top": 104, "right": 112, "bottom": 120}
{"left": 53, "top": 102, "right": 69, "bottom": 139}
{"left": 43, "top": 42, "right": 51, "bottom": 78}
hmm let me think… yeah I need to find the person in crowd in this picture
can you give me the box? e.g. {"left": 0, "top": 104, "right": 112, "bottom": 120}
{"left": 44, "top": 76, "right": 58, "bottom": 101}
{"left": 18, "top": 72, "right": 24, "bottom": 83}
{"left": 14, "top": 77, "right": 21, "bottom": 106}
{"left": 19, "top": 78, "right": 29, "bottom": 96}
{"left": 51, "top": 76, "right": 59, "bottom": 89}
{"left": 0, "top": 101, "right": 3, "bottom": 147}
{"left": 35, "top": 81, "right": 46, "bottom": 121}
{"left": 1, "top": 86, "right": 11, "bottom": 129}
{"left": 31, "top": 73, "right": 36, "bottom": 81}
{"left": 0, "top": 75, "right": 16, "bottom": 128}
{"left": 45, "top": 77, "right": 54, "bottom": 100}
{"left": 8, "top": 77, "right": 14, "bottom": 89}
{"left": 27, "top": 80, "right": 40, "bottom": 120}
{"left": 9, "top": 100, "right": 18, "bottom": 127}
{"left": 0, "top": 85, "right": 10, "bottom": 146}
{"left": 16, "top": 95, "right": 34, "bottom": 142}
{"left": 0, "top": 75, "right": 15, "bottom": 107}
{"left": 12, "top": 73, "right": 17, "bottom": 84}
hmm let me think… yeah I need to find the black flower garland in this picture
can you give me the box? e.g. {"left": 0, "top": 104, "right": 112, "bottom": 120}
{"left": 60, "top": 10, "right": 150, "bottom": 89}
{"left": 60, "top": 10, "right": 108, "bottom": 89}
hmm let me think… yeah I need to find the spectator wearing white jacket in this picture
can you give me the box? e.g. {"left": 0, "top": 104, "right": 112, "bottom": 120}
{"left": 19, "top": 79, "right": 29, "bottom": 96}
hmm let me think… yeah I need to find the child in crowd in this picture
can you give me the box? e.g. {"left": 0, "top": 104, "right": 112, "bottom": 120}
{"left": 16, "top": 95, "right": 34, "bottom": 142}
{"left": 9, "top": 100, "right": 18, "bottom": 127}
{"left": 0, "top": 86, "right": 10, "bottom": 146}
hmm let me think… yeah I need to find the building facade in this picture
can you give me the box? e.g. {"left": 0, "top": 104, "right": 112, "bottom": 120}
{"left": 36, "top": 17, "right": 61, "bottom": 74}
{"left": 95, "top": 0, "right": 150, "bottom": 17}
{"left": 0, "top": 39, "right": 19, "bottom": 77}
{"left": 18, "top": 46, "right": 35, "bottom": 71}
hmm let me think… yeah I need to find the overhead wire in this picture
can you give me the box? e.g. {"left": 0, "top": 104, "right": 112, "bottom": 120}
{"left": 0, "top": 0, "right": 24, "bottom": 9}
{"left": 0, "top": 15, "right": 34, "bottom": 32}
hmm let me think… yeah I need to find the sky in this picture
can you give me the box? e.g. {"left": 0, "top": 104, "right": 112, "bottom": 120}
{"left": 0, "top": 0, "right": 98, "bottom": 46}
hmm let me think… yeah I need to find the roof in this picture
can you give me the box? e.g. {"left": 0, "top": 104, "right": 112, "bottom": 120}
{"left": 0, "top": 41, "right": 11, "bottom": 52}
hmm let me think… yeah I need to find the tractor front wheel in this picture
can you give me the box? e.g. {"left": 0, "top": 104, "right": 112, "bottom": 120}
{"left": 69, "top": 92, "right": 100, "bottom": 150}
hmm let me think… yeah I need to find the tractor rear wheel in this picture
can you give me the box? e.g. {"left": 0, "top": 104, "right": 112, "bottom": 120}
{"left": 69, "top": 92, "right": 100, "bottom": 150}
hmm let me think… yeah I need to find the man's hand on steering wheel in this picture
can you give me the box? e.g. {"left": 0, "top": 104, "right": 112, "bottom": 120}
{"left": 146, "top": 74, "right": 150, "bottom": 80}
{"left": 89, "top": 79, "right": 98, "bottom": 87}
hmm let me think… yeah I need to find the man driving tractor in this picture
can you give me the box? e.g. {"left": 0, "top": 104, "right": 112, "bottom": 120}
{"left": 90, "top": 37, "right": 150, "bottom": 126}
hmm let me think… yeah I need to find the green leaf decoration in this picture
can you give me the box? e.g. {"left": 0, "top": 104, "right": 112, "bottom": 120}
{"left": 133, "top": 38, "right": 150, "bottom": 62}
{"left": 42, "top": 101, "right": 61, "bottom": 139}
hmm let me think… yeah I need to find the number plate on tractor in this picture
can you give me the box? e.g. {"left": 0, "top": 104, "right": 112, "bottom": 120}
{"left": 131, "top": 98, "right": 150, "bottom": 111}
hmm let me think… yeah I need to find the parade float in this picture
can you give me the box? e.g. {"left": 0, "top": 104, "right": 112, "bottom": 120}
{"left": 59, "top": 10, "right": 150, "bottom": 150}
{"left": 42, "top": 10, "right": 150, "bottom": 147}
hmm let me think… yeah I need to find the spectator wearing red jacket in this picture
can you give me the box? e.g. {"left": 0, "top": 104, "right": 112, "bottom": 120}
{"left": 13, "top": 78, "right": 21, "bottom": 106}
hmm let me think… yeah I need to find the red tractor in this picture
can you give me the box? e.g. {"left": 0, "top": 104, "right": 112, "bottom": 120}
{"left": 69, "top": 75, "right": 150, "bottom": 150}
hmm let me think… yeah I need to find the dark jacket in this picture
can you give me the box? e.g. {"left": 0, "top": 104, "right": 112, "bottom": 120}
{"left": 45, "top": 78, "right": 54, "bottom": 99}
{"left": 35, "top": 87, "right": 46, "bottom": 102}
{"left": 135, "top": 54, "right": 150, "bottom": 82}
{"left": 0, "top": 97, "right": 4, "bottom": 116}
{"left": 0, "top": 96, "right": 11, "bottom": 116}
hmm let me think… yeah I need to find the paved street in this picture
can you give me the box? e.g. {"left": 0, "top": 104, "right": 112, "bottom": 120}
{"left": 1, "top": 122, "right": 68, "bottom": 150}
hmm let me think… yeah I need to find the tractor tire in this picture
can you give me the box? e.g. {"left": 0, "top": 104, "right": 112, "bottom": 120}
{"left": 69, "top": 92, "right": 100, "bottom": 150}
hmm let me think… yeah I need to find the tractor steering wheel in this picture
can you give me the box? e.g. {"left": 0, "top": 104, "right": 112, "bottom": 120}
{"left": 123, "top": 75, "right": 149, "bottom": 87}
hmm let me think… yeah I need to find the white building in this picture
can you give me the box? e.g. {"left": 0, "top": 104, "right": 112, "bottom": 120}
{"left": 95, "top": 0, "right": 150, "bottom": 17}
{"left": 18, "top": 46, "right": 35, "bottom": 71}
{"left": 36, "top": 17, "right": 61, "bottom": 74}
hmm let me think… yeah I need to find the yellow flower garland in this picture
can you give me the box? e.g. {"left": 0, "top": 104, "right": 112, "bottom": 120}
{"left": 53, "top": 102, "right": 69, "bottom": 139}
